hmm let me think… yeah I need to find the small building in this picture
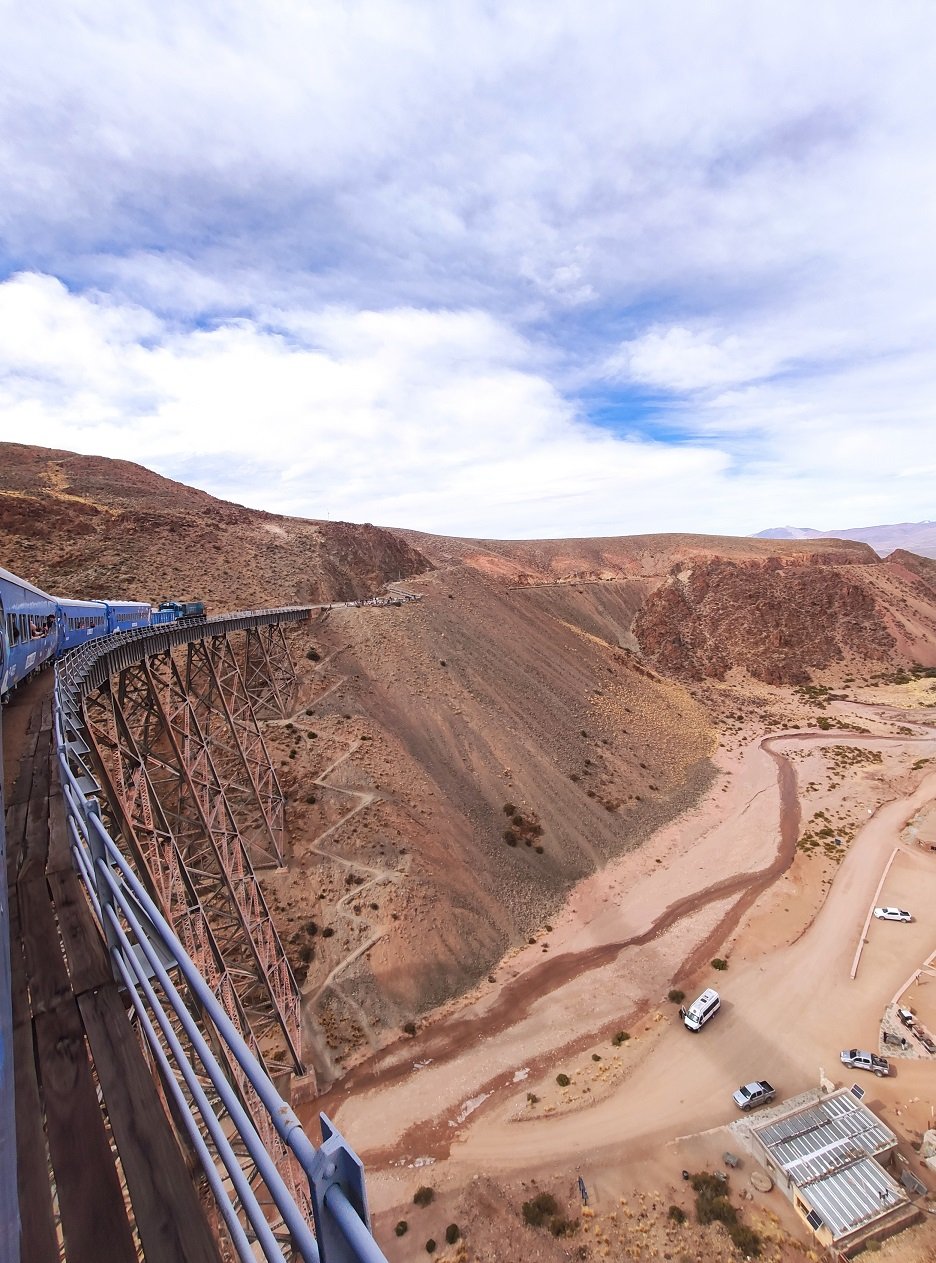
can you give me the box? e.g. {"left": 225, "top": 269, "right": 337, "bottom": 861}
{"left": 750, "top": 1090, "right": 921, "bottom": 1256}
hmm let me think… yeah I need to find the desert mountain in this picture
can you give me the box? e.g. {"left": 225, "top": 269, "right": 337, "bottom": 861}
{"left": 0, "top": 441, "right": 428, "bottom": 605}
{"left": 755, "top": 519, "right": 936, "bottom": 558}
{"left": 4, "top": 442, "right": 936, "bottom": 1081}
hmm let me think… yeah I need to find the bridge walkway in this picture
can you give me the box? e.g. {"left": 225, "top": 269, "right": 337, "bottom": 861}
{"left": 3, "top": 675, "right": 222, "bottom": 1263}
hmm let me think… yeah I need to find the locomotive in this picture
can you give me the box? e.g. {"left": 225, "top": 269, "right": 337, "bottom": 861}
{"left": 0, "top": 565, "right": 205, "bottom": 701}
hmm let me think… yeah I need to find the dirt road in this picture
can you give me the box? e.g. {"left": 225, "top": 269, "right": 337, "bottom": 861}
{"left": 321, "top": 710, "right": 936, "bottom": 1211}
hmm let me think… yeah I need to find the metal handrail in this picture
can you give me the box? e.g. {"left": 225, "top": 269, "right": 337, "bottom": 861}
{"left": 52, "top": 608, "right": 388, "bottom": 1263}
{"left": 0, "top": 711, "right": 21, "bottom": 1263}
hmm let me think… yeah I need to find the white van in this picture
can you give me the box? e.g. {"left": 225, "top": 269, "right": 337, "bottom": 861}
{"left": 682, "top": 988, "right": 720, "bottom": 1032}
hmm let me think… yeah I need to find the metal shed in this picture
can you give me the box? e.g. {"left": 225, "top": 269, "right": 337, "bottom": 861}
{"left": 751, "top": 1090, "right": 920, "bottom": 1255}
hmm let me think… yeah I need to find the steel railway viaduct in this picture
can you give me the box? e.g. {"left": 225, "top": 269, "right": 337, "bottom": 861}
{"left": 1, "top": 603, "right": 390, "bottom": 1263}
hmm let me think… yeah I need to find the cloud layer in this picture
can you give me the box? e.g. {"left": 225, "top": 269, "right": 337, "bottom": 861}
{"left": 1, "top": 2, "right": 934, "bottom": 536}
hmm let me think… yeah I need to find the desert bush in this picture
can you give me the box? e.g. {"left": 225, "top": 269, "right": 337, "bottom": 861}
{"left": 556, "top": 1073, "right": 571, "bottom": 1087}
{"left": 444, "top": 1224, "right": 460, "bottom": 1244}
{"left": 403, "top": 1021, "right": 417, "bottom": 1036}
{"left": 503, "top": 802, "right": 516, "bottom": 815}
{"left": 322, "top": 927, "right": 335, "bottom": 938}
{"left": 522, "top": 1192, "right": 558, "bottom": 1227}
{"left": 425, "top": 1240, "right": 436, "bottom": 1254}
{"left": 526, "top": 1092, "right": 539, "bottom": 1105}
{"left": 591, "top": 1053, "right": 601, "bottom": 1061}
{"left": 668, "top": 989, "right": 685, "bottom": 1003}
{"left": 305, "top": 648, "right": 321, "bottom": 661}
{"left": 667, "top": 1205, "right": 686, "bottom": 1224}
{"left": 728, "top": 1223, "right": 762, "bottom": 1255}
{"left": 612, "top": 1031, "right": 630, "bottom": 1045}
{"left": 413, "top": 1186, "right": 434, "bottom": 1207}
{"left": 711, "top": 958, "right": 728, "bottom": 971}
{"left": 504, "top": 830, "right": 517, "bottom": 845}
{"left": 550, "top": 1217, "right": 578, "bottom": 1237}
{"left": 395, "top": 1221, "right": 408, "bottom": 1236}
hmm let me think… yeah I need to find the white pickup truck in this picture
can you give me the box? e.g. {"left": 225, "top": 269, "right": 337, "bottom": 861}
{"left": 732, "top": 1080, "right": 776, "bottom": 1111}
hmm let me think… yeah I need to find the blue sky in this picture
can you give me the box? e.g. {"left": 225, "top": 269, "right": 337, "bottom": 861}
{"left": 1, "top": 1, "right": 934, "bottom": 538}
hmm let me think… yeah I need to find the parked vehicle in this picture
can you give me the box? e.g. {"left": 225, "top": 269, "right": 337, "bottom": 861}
{"left": 873, "top": 907, "right": 912, "bottom": 922}
{"left": 732, "top": 1081, "right": 776, "bottom": 1111}
{"left": 682, "top": 988, "right": 720, "bottom": 1032}
{"left": 840, "top": 1049, "right": 890, "bottom": 1076}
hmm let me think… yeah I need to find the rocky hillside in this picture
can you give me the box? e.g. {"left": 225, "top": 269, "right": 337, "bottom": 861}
{"left": 5, "top": 442, "right": 936, "bottom": 1080}
{"left": 0, "top": 441, "right": 428, "bottom": 605}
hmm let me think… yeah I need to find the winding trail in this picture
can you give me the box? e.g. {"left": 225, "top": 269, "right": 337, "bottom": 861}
{"left": 280, "top": 636, "right": 404, "bottom": 1071}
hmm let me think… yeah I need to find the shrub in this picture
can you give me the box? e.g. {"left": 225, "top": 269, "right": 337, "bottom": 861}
{"left": 306, "top": 648, "right": 321, "bottom": 661}
{"left": 711, "top": 958, "right": 728, "bottom": 971}
{"left": 522, "top": 1192, "right": 558, "bottom": 1227}
{"left": 668, "top": 989, "right": 685, "bottom": 1004}
{"left": 445, "top": 1223, "right": 460, "bottom": 1244}
{"left": 322, "top": 927, "right": 335, "bottom": 938}
{"left": 667, "top": 1205, "right": 686, "bottom": 1224}
{"left": 413, "top": 1186, "right": 434, "bottom": 1207}
{"left": 556, "top": 1073, "right": 571, "bottom": 1087}
{"left": 403, "top": 1021, "right": 417, "bottom": 1036}
{"left": 395, "top": 1221, "right": 408, "bottom": 1237}
{"left": 612, "top": 1031, "right": 630, "bottom": 1046}
{"left": 526, "top": 1092, "right": 539, "bottom": 1105}
{"left": 690, "top": 1173, "right": 737, "bottom": 1229}
{"left": 306, "top": 793, "right": 317, "bottom": 804}
{"left": 728, "top": 1223, "right": 762, "bottom": 1256}
{"left": 591, "top": 1053, "right": 601, "bottom": 1061}
{"left": 425, "top": 1240, "right": 436, "bottom": 1254}
{"left": 550, "top": 1217, "right": 578, "bottom": 1237}
{"left": 503, "top": 802, "right": 516, "bottom": 815}
{"left": 504, "top": 831, "right": 518, "bottom": 846}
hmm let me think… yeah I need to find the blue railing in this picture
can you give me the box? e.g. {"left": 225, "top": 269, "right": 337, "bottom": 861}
{"left": 0, "top": 712, "right": 21, "bottom": 1263}
{"left": 51, "top": 613, "right": 389, "bottom": 1263}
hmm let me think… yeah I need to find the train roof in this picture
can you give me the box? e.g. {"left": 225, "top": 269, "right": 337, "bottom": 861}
{"left": 53, "top": 597, "right": 108, "bottom": 610}
{"left": 0, "top": 565, "right": 55, "bottom": 600}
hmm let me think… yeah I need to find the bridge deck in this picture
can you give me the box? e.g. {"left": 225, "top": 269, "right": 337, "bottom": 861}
{"left": 3, "top": 677, "right": 222, "bottom": 1263}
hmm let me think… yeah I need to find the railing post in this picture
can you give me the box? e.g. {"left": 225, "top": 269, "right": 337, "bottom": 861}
{"left": 84, "top": 798, "right": 121, "bottom": 957}
{"left": 309, "top": 1115, "right": 382, "bottom": 1263}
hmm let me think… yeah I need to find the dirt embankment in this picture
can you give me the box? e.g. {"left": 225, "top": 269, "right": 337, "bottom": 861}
{"left": 263, "top": 566, "right": 716, "bottom": 1082}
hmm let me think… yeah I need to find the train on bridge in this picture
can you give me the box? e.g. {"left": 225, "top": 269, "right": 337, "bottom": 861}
{"left": 0, "top": 564, "right": 205, "bottom": 700}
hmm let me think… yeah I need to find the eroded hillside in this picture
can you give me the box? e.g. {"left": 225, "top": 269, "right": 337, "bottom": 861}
{"left": 0, "top": 441, "right": 428, "bottom": 604}
{"left": 5, "top": 443, "right": 936, "bottom": 1084}
{"left": 264, "top": 564, "right": 716, "bottom": 1081}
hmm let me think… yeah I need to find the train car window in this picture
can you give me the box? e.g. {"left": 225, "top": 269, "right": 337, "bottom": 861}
{"left": 7, "top": 613, "right": 17, "bottom": 646}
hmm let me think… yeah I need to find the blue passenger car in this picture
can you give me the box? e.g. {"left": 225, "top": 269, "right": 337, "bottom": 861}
{"left": 56, "top": 598, "right": 110, "bottom": 652}
{"left": 0, "top": 566, "right": 59, "bottom": 698}
{"left": 102, "top": 600, "right": 151, "bottom": 635}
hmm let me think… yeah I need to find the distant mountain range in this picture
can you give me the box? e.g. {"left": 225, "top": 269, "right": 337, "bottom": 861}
{"left": 754, "top": 521, "right": 936, "bottom": 559}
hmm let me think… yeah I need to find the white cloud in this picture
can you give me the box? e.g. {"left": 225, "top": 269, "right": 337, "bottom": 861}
{"left": 1, "top": 4, "right": 935, "bottom": 537}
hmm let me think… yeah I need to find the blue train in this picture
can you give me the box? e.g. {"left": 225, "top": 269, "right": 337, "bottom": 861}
{"left": 1, "top": 566, "right": 205, "bottom": 700}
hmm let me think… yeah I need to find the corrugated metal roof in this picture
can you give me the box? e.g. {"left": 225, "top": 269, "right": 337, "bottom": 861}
{"left": 753, "top": 1092, "right": 907, "bottom": 1241}
{"left": 801, "top": 1157, "right": 906, "bottom": 1238}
